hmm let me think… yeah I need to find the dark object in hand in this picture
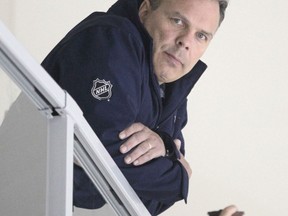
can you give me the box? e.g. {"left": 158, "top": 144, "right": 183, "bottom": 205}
{"left": 208, "top": 210, "right": 245, "bottom": 216}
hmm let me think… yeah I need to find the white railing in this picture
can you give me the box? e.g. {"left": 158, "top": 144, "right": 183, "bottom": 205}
{"left": 0, "top": 21, "right": 150, "bottom": 216}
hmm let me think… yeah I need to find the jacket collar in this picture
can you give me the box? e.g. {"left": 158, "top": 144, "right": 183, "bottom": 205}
{"left": 107, "top": 0, "right": 151, "bottom": 50}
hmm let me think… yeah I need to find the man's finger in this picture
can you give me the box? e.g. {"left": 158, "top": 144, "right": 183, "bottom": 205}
{"left": 174, "top": 139, "right": 181, "bottom": 150}
{"left": 220, "top": 205, "right": 238, "bottom": 216}
{"left": 120, "top": 130, "right": 148, "bottom": 153}
{"left": 119, "top": 122, "right": 145, "bottom": 139}
{"left": 124, "top": 141, "right": 153, "bottom": 165}
{"left": 132, "top": 150, "right": 156, "bottom": 166}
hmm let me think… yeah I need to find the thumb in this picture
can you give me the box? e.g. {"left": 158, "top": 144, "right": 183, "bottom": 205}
{"left": 220, "top": 205, "right": 238, "bottom": 216}
{"left": 173, "top": 139, "right": 181, "bottom": 151}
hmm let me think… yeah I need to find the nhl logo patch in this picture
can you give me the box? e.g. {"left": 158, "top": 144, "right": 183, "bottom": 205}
{"left": 91, "top": 78, "right": 113, "bottom": 101}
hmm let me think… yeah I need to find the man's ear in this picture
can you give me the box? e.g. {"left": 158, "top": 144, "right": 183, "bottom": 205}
{"left": 138, "top": 0, "right": 152, "bottom": 23}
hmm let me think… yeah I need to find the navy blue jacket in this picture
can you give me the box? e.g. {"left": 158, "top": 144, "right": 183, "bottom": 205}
{"left": 42, "top": 0, "right": 207, "bottom": 215}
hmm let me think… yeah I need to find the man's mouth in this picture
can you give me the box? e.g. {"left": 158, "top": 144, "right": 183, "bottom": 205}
{"left": 164, "top": 52, "right": 183, "bottom": 66}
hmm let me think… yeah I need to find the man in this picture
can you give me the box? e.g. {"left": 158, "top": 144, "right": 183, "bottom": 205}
{"left": 42, "top": 0, "right": 228, "bottom": 215}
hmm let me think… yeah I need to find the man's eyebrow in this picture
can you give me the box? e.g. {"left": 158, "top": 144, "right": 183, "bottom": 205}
{"left": 172, "top": 11, "right": 214, "bottom": 38}
{"left": 171, "top": 11, "right": 190, "bottom": 25}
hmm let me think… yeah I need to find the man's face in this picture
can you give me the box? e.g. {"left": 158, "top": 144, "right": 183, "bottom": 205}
{"left": 139, "top": 0, "right": 220, "bottom": 84}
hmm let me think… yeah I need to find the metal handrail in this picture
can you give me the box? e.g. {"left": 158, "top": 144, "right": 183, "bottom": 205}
{"left": 0, "top": 20, "right": 150, "bottom": 216}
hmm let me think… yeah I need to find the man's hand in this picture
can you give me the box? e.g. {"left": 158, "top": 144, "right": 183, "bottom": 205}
{"left": 208, "top": 205, "right": 244, "bottom": 216}
{"left": 174, "top": 139, "right": 192, "bottom": 179}
{"left": 119, "top": 123, "right": 166, "bottom": 166}
{"left": 220, "top": 205, "right": 244, "bottom": 216}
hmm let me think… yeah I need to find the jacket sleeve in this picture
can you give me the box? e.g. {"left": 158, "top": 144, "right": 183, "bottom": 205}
{"left": 42, "top": 21, "right": 189, "bottom": 214}
{"left": 174, "top": 99, "right": 189, "bottom": 155}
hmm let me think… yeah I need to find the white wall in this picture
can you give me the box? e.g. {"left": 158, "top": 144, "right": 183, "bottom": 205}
{"left": 181, "top": 1, "right": 288, "bottom": 215}
{"left": 1, "top": 0, "right": 288, "bottom": 215}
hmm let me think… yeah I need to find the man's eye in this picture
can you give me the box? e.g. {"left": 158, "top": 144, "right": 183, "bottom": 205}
{"left": 171, "top": 18, "right": 184, "bottom": 26}
{"left": 197, "top": 32, "right": 208, "bottom": 41}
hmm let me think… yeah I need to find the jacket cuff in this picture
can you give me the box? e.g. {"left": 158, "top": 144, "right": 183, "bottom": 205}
{"left": 155, "top": 131, "right": 181, "bottom": 161}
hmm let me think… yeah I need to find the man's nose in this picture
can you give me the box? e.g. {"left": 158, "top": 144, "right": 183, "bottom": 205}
{"left": 176, "top": 31, "right": 194, "bottom": 51}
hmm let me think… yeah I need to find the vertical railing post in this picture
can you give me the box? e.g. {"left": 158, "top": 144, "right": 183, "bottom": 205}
{"left": 46, "top": 115, "right": 74, "bottom": 216}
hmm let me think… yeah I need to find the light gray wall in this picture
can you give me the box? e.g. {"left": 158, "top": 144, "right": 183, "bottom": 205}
{"left": 1, "top": 0, "right": 288, "bottom": 215}
{"left": 0, "top": 0, "right": 21, "bottom": 124}
{"left": 0, "top": 94, "right": 48, "bottom": 216}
